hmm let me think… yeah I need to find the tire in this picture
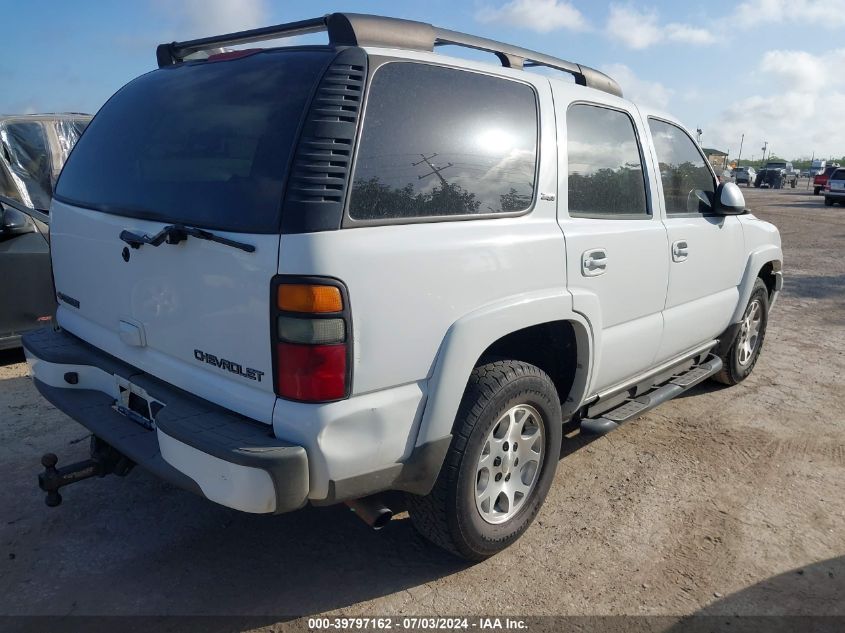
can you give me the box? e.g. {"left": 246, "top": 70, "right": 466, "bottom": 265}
{"left": 825, "top": 197, "right": 834, "bottom": 206}
{"left": 407, "top": 360, "right": 562, "bottom": 561}
{"left": 791, "top": 179, "right": 796, "bottom": 188}
{"left": 814, "top": 187, "right": 821, "bottom": 195}
{"left": 713, "top": 278, "right": 769, "bottom": 386}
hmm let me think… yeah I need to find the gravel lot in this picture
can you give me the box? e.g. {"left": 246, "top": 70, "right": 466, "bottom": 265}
{"left": 1, "top": 183, "right": 843, "bottom": 626}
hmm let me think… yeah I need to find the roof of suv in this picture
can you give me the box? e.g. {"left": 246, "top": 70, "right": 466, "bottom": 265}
{"left": 155, "top": 12, "right": 623, "bottom": 98}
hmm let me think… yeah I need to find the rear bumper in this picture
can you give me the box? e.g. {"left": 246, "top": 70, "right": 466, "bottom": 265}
{"left": 23, "top": 327, "right": 309, "bottom": 514}
{"left": 824, "top": 190, "right": 845, "bottom": 198}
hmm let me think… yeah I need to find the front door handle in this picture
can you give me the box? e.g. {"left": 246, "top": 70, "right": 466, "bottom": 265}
{"left": 672, "top": 240, "right": 689, "bottom": 262}
{"left": 582, "top": 248, "right": 608, "bottom": 277}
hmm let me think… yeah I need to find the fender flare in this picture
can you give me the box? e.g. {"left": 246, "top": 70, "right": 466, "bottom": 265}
{"left": 414, "top": 288, "right": 594, "bottom": 447}
{"left": 731, "top": 245, "right": 783, "bottom": 323}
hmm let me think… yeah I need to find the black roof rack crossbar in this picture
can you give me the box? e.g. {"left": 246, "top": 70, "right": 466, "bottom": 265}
{"left": 155, "top": 13, "right": 622, "bottom": 98}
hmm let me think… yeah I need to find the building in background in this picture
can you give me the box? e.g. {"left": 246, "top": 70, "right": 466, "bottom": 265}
{"left": 702, "top": 148, "right": 729, "bottom": 171}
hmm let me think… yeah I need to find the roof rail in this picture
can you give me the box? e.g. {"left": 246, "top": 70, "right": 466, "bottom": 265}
{"left": 156, "top": 13, "right": 622, "bottom": 98}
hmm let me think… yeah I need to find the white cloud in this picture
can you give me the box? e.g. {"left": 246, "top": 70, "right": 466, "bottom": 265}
{"left": 159, "top": 0, "right": 269, "bottom": 38}
{"left": 759, "top": 49, "right": 845, "bottom": 92}
{"left": 734, "top": 0, "right": 845, "bottom": 28}
{"left": 664, "top": 23, "right": 716, "bottom": 45}
{"left": 606, "top": 5, "right": 714, "bottom": 50}
{"left": 476, "top": 0, "right": 589, "bottom": 33}
{"left": 603, "top": 63, "right": 673, "bottom": 110}
{"left": 705, "top": 47, "right": 845, "bottom": 159}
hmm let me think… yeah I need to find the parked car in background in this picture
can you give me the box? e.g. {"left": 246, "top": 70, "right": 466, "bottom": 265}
{"left": 810, "top": 159, "right": 827, "bottom": 177}
{"left": 824, "top": 168, "right": 845, "bottom": 206}
{"left": 814, "top": 164, "right": 841, "bottom": 195}
{"left": 755, "top": 161, "right": 796, "bottom": 189}
{"left": 0, "top": 113, "right": 90, "bottom": 349}
{"left": 0, "top": 196, "right": 53, "bottom": 350}
{"left": 800, "top": 168, "right": 811, "bottom": 178}
{"left": 719, "top": 169, "right": 733, "bottom": 183}
{"left": 734, "top": 166, "right": 756, "bottom": 186}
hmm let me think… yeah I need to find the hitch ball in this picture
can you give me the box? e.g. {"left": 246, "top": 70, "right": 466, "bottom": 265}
{"left": 39, "top": 453, "right": 63, "bottom": 507}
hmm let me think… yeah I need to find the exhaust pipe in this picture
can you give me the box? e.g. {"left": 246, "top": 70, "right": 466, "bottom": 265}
{"left": 345, "top": 496, "right": 393, "bottom": 530}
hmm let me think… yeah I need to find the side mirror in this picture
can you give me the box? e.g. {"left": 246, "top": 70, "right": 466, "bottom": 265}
{"left": 714, "top": 182, "right": 746, "bottom": 215}
{"left": 1, "top": 206, "right": 34, "bottom": 235}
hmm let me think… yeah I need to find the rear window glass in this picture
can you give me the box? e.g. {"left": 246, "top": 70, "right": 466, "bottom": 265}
{"left": 348, "top": 62, "right": 538, "bottom": 221}
{"left": 55, "top": 50, "right": 331, "bottom": 233}
{"left": 832, "top": 170, "right": 845, "bottom": 180}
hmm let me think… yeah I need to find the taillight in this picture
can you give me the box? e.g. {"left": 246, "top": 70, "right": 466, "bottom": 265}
{"left": 271, "top": 277, "right": 351, "bottom": 402}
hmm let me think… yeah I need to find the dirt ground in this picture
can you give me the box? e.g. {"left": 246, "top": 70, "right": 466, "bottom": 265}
{"left": 0, "top": 182, "right": 843, "bottom": 627}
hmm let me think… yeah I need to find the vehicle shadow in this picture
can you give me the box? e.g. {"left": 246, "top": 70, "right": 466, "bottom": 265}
{"left": 0, "top": 348, "right": 25, "bottom": 367}
{"left": 784, "top": 274, "right": 845, "bottom": 301}
{"left": 0, "top": 464, "right": 468, "bottom": 620}
{"left": 663, "top": 555, "right": 845, "bottom": 631}
{"left": 673, "top": 379, "right": 725, "bottom": 400}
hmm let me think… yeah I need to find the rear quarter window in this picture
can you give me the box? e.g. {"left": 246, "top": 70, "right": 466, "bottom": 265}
{"left": 348, "top": 62, "right": 538, "bottom": 222}
{"left": 55, "top": 49, "right": 332, "bottom": 233}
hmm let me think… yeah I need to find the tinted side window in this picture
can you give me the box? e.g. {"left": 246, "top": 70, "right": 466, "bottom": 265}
{"left": 566, "top": 104, "right": 648, "bottom": 217}
{"left": 647, "top": 118, "right": 715, "bottom": 215}
{"left": 348, "top": 63, "right": 538, "bottom": 221}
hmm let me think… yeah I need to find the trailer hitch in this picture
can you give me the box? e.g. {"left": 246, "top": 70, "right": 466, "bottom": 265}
{"left": 38, "top": 437, "right": 135, "bottom": 507}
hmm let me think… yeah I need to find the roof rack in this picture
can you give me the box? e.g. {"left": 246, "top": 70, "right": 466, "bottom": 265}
{"left": 156, "top": 13, "right": 622, "bottom": 98}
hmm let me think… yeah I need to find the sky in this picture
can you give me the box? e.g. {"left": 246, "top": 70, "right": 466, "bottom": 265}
{"left": 2, "top": 0, "right": 843, "bottom": 161}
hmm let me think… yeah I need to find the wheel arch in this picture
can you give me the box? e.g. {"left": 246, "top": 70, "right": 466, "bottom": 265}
{"left": 415, "top": 289, "right": 593, "bottom": 448}
{"left": 731, "top": 245, "right": 783, "bottom": 323}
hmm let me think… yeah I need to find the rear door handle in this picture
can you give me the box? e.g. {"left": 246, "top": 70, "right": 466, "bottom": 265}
{"left": 672, "top": 240, "right": 689, "bottom": 262}
{"left": 582, "top": 248, "right": 608, "bottom": 276}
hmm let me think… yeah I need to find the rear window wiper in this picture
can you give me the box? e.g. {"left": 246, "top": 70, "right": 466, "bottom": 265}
{"left": 119, "top": 224, "right": 255, "bottom": 253}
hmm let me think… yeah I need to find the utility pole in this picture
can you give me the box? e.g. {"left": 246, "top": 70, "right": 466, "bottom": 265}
{"left": 696, "top": 127, "right": 703, "bottom": 144}
{"left": 737, "top": 133, "right": 744, "bottom": 165}
{"left": 761, "top": 141, "right": 768, "bottom": 163}
{"left": 413, "top": 153, "right": 453, "bottom": 188}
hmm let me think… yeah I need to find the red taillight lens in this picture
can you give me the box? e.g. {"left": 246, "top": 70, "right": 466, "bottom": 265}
{"left": 277, "top": 343, "right": 347, "bottom": 401}
{"left": 272, "top": 277, "right": 351, "bottom": 402}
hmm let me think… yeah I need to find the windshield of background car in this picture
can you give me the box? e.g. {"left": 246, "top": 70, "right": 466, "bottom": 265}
{"left": 0, "top": 121, "right": 52, "bottom": 210}
{"left": 55, "top": 49, "right": 332, "bottom": 234}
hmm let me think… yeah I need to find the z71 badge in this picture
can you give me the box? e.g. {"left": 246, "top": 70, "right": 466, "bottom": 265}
{"left": 193, "top": 349, "right": 265, "bottom": 382}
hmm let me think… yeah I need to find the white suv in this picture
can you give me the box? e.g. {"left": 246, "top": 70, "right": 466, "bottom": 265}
{"left": 24, "top": 13, "right": 783, "bottom": 560}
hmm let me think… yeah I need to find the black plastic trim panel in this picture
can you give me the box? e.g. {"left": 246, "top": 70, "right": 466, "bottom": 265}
{"left": 281, "top": 47, "right": 368, "bottom": 233}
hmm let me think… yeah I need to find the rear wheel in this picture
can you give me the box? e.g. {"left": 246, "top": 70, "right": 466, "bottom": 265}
{"left": 714, "top": 278, "right": 769, "bottom": 385}
{"left": 825, "top": 197, "right": 834, "bottom": 206}
{"left": 407, "top": 360, "right": 562, "bottom": 561}
{"left": 814, "top": 187, "right": 821, "bottom": 195}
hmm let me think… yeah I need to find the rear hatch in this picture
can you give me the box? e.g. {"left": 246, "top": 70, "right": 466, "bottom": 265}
{"left": 50, "top": 48, "right": 333, "bottom": 423}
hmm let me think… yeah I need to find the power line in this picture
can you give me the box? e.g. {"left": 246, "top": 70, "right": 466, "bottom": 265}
{"left": 412, "top": 153, "right": 453, "bottom": 187}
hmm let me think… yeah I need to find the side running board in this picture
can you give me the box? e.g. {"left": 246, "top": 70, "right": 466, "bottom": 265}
{"left": 580, "top": 355, "right": 723, "bottom": 436}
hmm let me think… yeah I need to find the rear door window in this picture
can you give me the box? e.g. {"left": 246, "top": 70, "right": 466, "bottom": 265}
{"left": 55, "top": 50, "right": 332, "bottom": 234}
{"left": 348, "top": 62, "right": 538, "bottom": 221}
{"left": 566, "top": 104, "right": 649, "bottom": 218}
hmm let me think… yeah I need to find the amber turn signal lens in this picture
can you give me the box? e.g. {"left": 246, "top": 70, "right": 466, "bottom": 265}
{"left": 277, "top": 284, "right": 342, "bottom": 313}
